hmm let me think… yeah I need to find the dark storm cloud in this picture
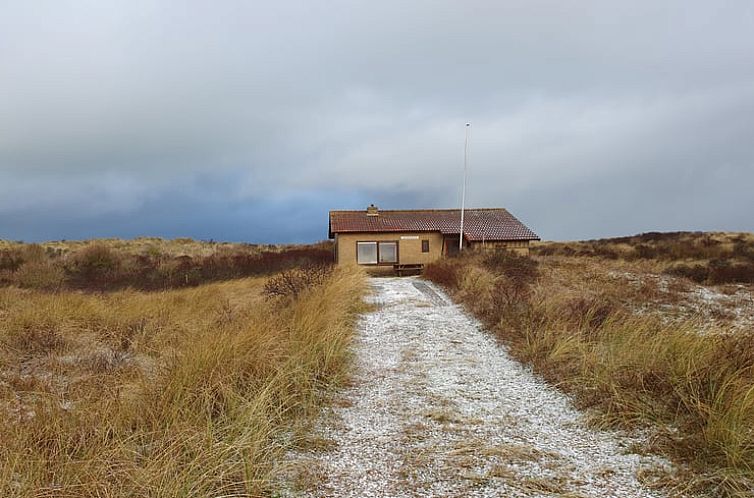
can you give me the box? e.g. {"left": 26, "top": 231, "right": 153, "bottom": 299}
{"left": 1, "top": 0, "right": 753, "bottom": 241}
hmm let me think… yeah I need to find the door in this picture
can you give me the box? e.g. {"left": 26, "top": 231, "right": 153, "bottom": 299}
{"left": 443, "top": 236, "right": 460, "bottom": 256}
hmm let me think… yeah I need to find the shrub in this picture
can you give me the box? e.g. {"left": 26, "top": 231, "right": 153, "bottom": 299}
{"left": 20, "top": 244, "right": 47, "bottom": 264}
{"left": 423, "top": 259, "right": 460, "bottom": 289}
{"left": 13, "top": 261, "right": 66, "bottom": 290}
{"left": 708, "top": 259, "right": 754, "bottom": 284}
{"left": 67, "top": 244, "right": 123, "bottom": 289}
{"left": 482, "top": 248, "right": 539, "bottom": 286}
{"left": 731, "top": 241, "right": 754, "bottom": 261}
{"left": 563, "top": 296, "right": 617, "bottom": 331}
{"left": 0, "top": 248, "right": 25, "bottom": 272}
{"left": 665, "top": 264, "right": 709, "bottom": 283}
{"left": 632, "top": 243, "right": 658, "bottom": 259}
{"left": 262, "top": 264, "right": 334, "bottom": 299}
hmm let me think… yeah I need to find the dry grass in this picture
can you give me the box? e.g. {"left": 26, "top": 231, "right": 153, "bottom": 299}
{"left": 0, "top": 240, "right": 334, "bottom": 292}
{"left": 535, "top": 231, "right": 754, "bottom": 285}
{"left": 425, "top": 242, "right": 754, "bottom": 496}
{"left": 0, "top": 264, "right": 366, "bottom": 497}
{"left": 0, "top": 237, "right": 281, "bottom": 258}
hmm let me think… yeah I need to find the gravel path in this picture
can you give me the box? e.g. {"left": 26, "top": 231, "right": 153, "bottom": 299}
{"left": 280, "top": 277, "right": 673, "bottom": 497}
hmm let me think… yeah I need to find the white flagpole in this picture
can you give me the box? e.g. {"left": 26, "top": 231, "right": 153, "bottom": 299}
{"left": 459, "top": 123, "right": 470, "bottom": 251}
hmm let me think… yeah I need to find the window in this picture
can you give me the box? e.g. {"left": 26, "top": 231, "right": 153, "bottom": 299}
{"left": 421, "top": 240, "right": 429, "bottom": 253}
{"left": 356, "top": 241, "right": 398, "bottom": 265}
{"left": 378, "top": 241, "right": 397, "bottom": 263}
{"left": 357, "top": 242, "right": 377, "bottom": 264}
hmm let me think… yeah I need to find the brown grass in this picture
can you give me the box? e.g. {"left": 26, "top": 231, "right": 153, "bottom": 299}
{"left": 535, "top": 231, "right": 754, "bottom": 284}
{"left": 0, "top": 264, "right": 366, "bottom": 496}
{"left": 0, "top": 239, "right": 334, "bottom": 292}
{"left": 426, "top": 243, "right": 754, "bottom": 496}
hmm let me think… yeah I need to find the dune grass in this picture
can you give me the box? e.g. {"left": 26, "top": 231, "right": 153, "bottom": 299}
{"left": 0, "top": 240, "right": 333, "bottom": 292}
{"left": 0, "top": 265, "right": 365, "bottom": 497}
{"left": 426, "top": 249, "right": 754, "bottom": 496}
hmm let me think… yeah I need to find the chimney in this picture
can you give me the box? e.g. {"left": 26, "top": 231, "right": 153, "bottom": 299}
{"left": 366, "top": 204, "right": 379, "bottom": 217}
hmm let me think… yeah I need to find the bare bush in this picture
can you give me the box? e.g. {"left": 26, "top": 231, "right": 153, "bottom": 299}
{"left": 423, "top": 259, "right": 460, "bottom": 288}
{"left": 263, "top": 264, "right": 334, "bottom": 299}
{"left": 482, "top": 249, "right": 539, "bottom": 286}
{"left": 0, "top": 248, "right": 25, "bottom": 272}
{"left": 665, "top": 264, "right": 709, "bottom": 283}
{"left": 66, "top": 244, "right": 123, "bottom": 289}
{"left": 13, "top": 261, "right": 66, "bottom": 290}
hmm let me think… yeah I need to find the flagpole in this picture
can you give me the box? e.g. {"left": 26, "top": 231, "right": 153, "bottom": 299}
{"left": 459, "top": 123, "right": 470, "bottom": 251}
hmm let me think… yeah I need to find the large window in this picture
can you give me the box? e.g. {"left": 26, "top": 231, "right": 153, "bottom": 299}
{"left": 378, "top": 241, "right": 397, "bottom": 263}
{"left": 356, "top": 241, "right": 398, "bottom": 265}
{"left": 357, "top": 242, "right": 378, "bottom": 264}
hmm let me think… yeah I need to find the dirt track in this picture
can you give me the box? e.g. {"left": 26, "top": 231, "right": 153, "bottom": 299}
{"left": 281, "top": 277, "right": 672, "bottom": 497}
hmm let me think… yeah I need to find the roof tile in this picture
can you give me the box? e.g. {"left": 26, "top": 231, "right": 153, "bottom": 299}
{"left": 329, "top": 208, "right": 539, "bottom": 241}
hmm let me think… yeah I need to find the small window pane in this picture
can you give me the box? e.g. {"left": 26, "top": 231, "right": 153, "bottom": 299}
{"left": 378, "top": 242, "right": 397, "bottom": 263}
{"left": 357, "top": 242, "right": 378, "bottom": 264}
{"left": 422, "top": 240, "right": 429, "bottom": 253}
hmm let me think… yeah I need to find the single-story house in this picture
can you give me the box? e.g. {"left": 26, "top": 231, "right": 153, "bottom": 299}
{"left": 329, "top": 205, "right": 539, "bottom": 272}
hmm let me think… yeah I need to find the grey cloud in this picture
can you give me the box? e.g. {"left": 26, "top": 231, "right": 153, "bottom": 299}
{"left": 0, "top": 0, "right": 753, "bottom": 241}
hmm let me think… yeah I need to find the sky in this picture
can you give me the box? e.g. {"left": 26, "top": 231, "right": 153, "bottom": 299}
{"left": 1, "top": 1, "right": 753, "bottom": 243}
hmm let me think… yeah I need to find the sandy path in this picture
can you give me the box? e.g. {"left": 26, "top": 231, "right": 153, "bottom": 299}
{"left": 280, "top": 277, "right": 672, "bottom": 497}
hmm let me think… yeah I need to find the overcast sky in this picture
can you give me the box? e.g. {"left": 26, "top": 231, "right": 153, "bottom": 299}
{"left": 1, "top": 1, "right": 753, "bottom": 242}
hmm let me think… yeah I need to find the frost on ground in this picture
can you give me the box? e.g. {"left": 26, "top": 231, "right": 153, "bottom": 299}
{"left": 608, "top": 270, "right": 754, "bottom": 331}
{"left": 278, "top": 277, "right": 674, "bottom": 497}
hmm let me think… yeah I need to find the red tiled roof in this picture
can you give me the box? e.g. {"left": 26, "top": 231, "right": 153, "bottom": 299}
{"left": 329, "top": 208, "right": 539, "bottom": 241}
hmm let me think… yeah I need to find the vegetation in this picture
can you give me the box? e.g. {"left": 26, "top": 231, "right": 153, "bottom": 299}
{"left": 426, "top": 235, "right": 754, "bottom": 496}
{"left": 535, "top": 231, "right": 754, "bottom": 284}
{"left": 0, "top": 240, "right": 365, "bottom": 497}
{"left": 0, "top": 239, "right": 333, "bottom": 291}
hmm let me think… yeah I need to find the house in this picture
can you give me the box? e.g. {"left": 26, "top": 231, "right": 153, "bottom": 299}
{"left": 328, "top": 205, "right": 539, "bottom": 272}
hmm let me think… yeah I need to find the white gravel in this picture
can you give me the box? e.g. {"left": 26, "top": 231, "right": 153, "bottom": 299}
{"left": 279, "top": 277, "right": 673, "bottom": 497}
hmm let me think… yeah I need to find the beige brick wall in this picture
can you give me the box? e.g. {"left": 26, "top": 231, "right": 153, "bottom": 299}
{"left": 335, "top": 232, "right": 445, "bottom": 267}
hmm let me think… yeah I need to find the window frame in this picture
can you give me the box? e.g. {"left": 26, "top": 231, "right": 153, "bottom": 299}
{"left": 355, "top": 240, "right": 399, "bottom": 266}
{"left": 378, "top": 241, "right": 398, "bottom": 264}
{"left": 356, "top": 241, "right": 378, "bottom": 265}
{"left": 421, "top": 240, "right": 430, "bottom": 253}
